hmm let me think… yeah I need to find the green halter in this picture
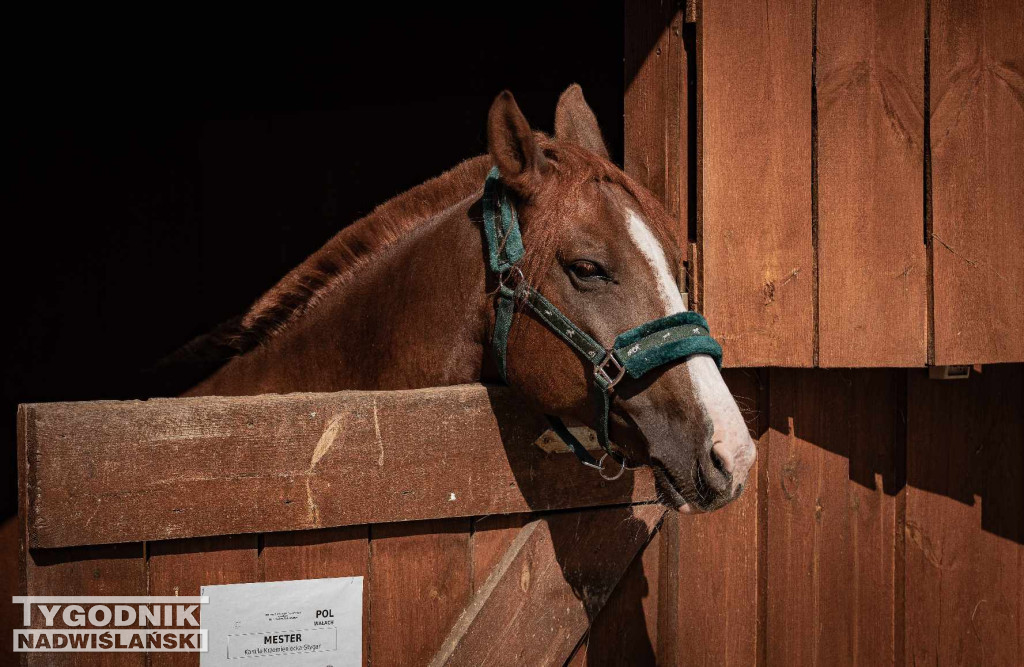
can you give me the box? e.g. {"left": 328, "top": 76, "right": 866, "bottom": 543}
{"left": 483, "top": 167, "right": 723, "bottom": 471}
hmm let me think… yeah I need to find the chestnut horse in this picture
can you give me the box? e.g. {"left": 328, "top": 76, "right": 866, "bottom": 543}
{"left": 186, "top": 85, "right": 755, "bottom": 512}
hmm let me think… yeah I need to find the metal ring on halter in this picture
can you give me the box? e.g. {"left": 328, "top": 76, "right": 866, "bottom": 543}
{"left": 498, "top": 265, "right": 524, "bottom": 291}
{"left": 598, "top": 453, "right": 629, "bottom": 481}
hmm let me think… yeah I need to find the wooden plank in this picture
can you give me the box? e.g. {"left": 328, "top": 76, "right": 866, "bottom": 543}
{"left": 471, "top": 514, "right": 527, "bottom": 592}
{"left": 566, "top": 640, "right": 589, "bottom": 667}
{"left": 369, "top": 519, "right": 472, "bottom": 666}
{"left": 817, "top": 0, "right": 927, "bottom": 366}
{"left": 583, "top": 522, "right": 662, "bottom": 666}
{"left": 261, "top": 526, "right": 370, "bottom": 666}
{"left": 699, "top": 0, "right": 814, "bottom": 366}
{"left": 20, "top": 385, "right": 656, "bottom": 548}
{"left": 1, "top": 517, "right": 20, "bottom": 660}
{"left": 148, "top": 535, "right": 259, "bottom": 667}
{"left": 654, "top": 515, "right": 678, "bottom": 665}
{"left": 20, "top": 544, "right": 147, "bottom": 667}
{"left": 905, "top": 365, "right": 1023, "bottom": 665}
{"left": 17, "top": 405, "right": 147, "bottom": 667}
{"left": 625, "top": 0, "right": 686, "bottom": 227}
{"left": 766, "top": 369, "right": 901, "bottom": 665}
{"left": 930, "top": 0, "right": 1024, "bottom": 364}
{"left": 429, "top": 505, "right": 665, "bottom": 667}
{"left": 675, "top": 368, "right": 764, "bottom": 666}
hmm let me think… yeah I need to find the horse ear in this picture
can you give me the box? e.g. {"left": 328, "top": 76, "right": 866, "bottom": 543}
{"left": 488, "top": 90, "right": 548, "bottom": 192}
{"left": 554, "top": 84, "right": 609, "bottom": 159}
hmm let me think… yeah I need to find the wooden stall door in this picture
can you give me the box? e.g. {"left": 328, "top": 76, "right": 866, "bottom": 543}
{"left": 698, "top": 0, "right": 814, "bottom": 367}
{"left": 930, "top": 0, "right": 1024, "bottom": 365}
{"left": 689, "top": 0, "right": 1023, "bottom": 368}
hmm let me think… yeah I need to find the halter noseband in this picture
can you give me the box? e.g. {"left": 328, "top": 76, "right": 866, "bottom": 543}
{"left": 483, "top": 167, "right": 724, "bottom": 472}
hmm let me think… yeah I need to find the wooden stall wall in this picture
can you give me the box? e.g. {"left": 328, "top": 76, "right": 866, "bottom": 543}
{"left": 15, "top": 386, "right": 669, "bottom": 667}
{"left": 930, "top": 0, "right": 1024, "bottom": 364}
{"left": 688, "top": 0, "right": 1023, "bottom": 368}
{"left": 622, "top": 3, "right": 1023, "bottom": 664}
{"left": 698, "top": 0, "right": 815, "bottom": 367}
{"left": 17, "top": 369, "right": 1022, "bottom": 666}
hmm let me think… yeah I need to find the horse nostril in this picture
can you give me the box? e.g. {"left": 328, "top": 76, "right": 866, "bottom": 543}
{"left": 693, "top": 447, "right": 732, "bottom": 501}
{"left": 709, "top": 447, "right": 728, "bottom": 475}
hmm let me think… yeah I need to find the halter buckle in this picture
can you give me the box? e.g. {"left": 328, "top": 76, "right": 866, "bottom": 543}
{"left": 594, "top": 351, "right": 626, "bottom": 392}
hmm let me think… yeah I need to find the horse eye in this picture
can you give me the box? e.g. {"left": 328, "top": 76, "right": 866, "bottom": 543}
{"left": 569, "top": 260, "right": 608, "bottom": 281}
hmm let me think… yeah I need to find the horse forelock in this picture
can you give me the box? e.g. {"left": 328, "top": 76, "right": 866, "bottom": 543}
{"left": 517, "top": 138, "right": 678, "bottom": 290}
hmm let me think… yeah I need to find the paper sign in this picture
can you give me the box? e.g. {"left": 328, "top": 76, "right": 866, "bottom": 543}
{"left": 200, "top": 577, "right": 362, "bottom": 666}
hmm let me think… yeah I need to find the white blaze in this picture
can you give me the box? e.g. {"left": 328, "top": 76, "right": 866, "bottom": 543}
{"left": 625, "top": 208, "right": 756, "bottom": 495}
{"left": 625, "top": 209, "right": 686, "bottom": 314}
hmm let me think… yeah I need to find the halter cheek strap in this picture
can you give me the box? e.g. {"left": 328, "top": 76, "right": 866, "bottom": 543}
{"left": 483, "top": 166, "right": 723, "bottom": 471}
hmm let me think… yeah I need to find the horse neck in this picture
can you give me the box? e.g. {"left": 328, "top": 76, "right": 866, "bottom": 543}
{"left": 187, "top": 194, "right": 493, "bottom": 396}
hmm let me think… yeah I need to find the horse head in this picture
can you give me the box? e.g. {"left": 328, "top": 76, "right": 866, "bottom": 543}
{"left": 486, "top": 86, "right": 755, "bottom": 512}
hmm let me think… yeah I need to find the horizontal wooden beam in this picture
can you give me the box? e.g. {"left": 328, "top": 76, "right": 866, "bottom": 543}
{"left": 19, "top": 384, "right": 656, "bottom": 549}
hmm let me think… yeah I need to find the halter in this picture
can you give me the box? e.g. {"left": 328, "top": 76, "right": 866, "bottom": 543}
{"left": 483, "top": 167, "right": 724, "bottom": 472}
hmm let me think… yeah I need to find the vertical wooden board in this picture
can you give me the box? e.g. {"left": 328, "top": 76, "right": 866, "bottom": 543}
{"left": 654, "top": 515, "right": 678, "bottom": 666}
{"left": 1, "top": 517, "right": 20, "bottom": 660}
{"left": 369, "top": 519, "right": 471, "bottom": 666}
{"left": 767, "top": 370, "right": 900, "bottom": 666}
{"left": 625, "top": 0, "right": 686, "bottom": 226}
{"left": 905, "top": 365, "right": 1023, "bottom": 665}
{"left": 931, "top": 0, "right": 1024, "bottom": 365}
{"left": 676, "top": 369, "right": 763, "bottom": 666}
{"left": 20, "top": 544, "right": 147, "bottom": 667}
{"left": 261, "top": 526, "right": 369, "bottom": 666}
{"left": 699, "top": 0, "right": 814, "bottom": 367}
{"left": 584, "top": 525, "right": 662, "bottom": 666}
{"left": 147, "top": 536, "right": 259, "bottom": 667}
{"left": 817, "top": 0, "right": 927, "bottom": 366}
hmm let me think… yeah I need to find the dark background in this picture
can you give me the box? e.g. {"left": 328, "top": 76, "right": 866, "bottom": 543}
{"left": 2, "top": 6, "right": 625, "bottom": 522}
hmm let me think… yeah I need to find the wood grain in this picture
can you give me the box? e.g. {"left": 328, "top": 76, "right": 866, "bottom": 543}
{"left": 766, "top": 369, "right": 901, "bottom": 665}
{"left": 584, "top": 521, "right": 662, "bottom": 666}
{"left": 148, "top": 535, "right": 259, "bottom": 667}
{"left": 817, "top": 0, "right": 927, "bottom": 366}
{"left": 566, "top": 640, "right": 589, "bottom": 667}
{"left": 369, "top": 519, "right": 471, "bottom": 667}
{"left": 20, "top": 543, "right": 146, "bottom": 667}
{"left": 625, "top": 0, "right": 687, "bottom": 231}
{"left": 471, "top": 514, "right": 527, "bottom": 593}
{"left": 930, "top": 0, "right": 1024, "bottom": 364}
{"left": 905, "top": 365, "right": 1023, "bottom": 665}
{"left": 699, "top": 0, "right": 814, "bottom": 366}
{"left": 17, "top": 405, "right": 147, "bottom": 667}
{"left": 261, "top": 526, "right": 369, "bottom": 666}
{"left": 675, "top": 368, "right": 764, "bottom": 666}
{"left": 0, "top": 517, "right": 18, "bottom": 662}
{"left": 429, "top": 505, "right": 665, "bottom": 667}
{"left": 20, "top": 385, "right": 656, "bottom": 548}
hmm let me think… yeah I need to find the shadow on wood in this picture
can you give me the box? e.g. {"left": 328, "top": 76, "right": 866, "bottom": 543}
{"left": 430, "top": 505, "right": 664, "bottom": 666}
{"left": 769, "top": 367, "right": 1024, "bottom": 546}
{"left": 486, "top": 389, "right": 663, "bottom": 666}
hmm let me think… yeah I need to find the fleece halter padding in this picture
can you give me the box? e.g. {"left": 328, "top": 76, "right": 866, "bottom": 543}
{"left": 483, "top": 166, "right": 723, "bottom": 470}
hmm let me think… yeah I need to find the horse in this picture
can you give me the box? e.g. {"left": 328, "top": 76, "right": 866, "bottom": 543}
{"left": 184, "top": 84, "right": 756, "bottom": 513}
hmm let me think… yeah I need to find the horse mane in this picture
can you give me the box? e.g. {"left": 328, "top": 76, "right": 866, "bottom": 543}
{"left": 164, "top": 155, "right": 492, "bottom": 368}
{"left": 161, "top": 137, "right": 670, "bottom": 384}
